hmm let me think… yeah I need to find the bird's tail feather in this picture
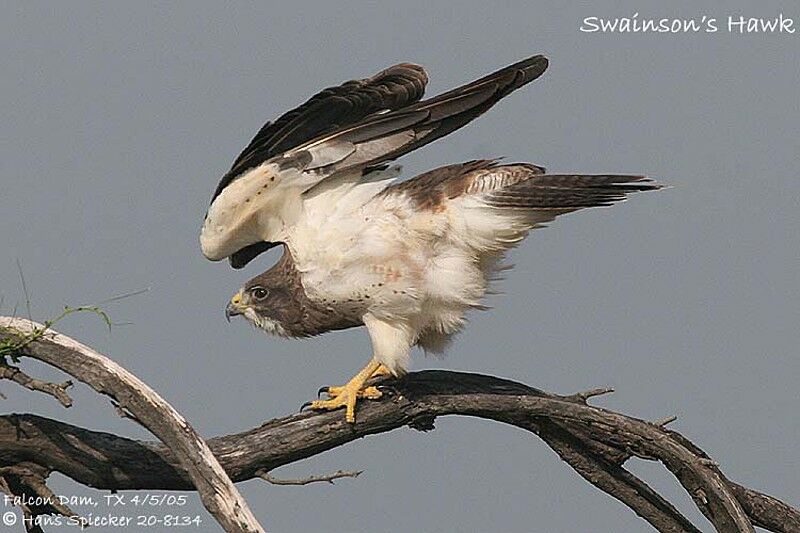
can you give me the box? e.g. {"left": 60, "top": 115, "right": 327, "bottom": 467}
{"left": 484, "top": 174, "right": 661, "bottom": 211}
{"left": 437, "top": 165, "right": 662, "bottom": 254}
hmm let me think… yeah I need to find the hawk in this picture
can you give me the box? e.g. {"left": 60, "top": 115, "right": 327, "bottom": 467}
{"left": 200, "top": 55, "right": 660, "bottom": 422}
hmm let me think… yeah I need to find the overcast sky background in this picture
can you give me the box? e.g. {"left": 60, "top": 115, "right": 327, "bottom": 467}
{"left": 1, "top": 1, "right": 797, "bottom": 532}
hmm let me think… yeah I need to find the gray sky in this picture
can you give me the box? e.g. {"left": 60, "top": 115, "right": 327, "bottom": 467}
{"left": 1, "top": 1, "right": 797, "bottom": 532}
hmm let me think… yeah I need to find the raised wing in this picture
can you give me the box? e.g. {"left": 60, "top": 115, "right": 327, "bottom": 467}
{"left": 281, "top": 55, "right": 549, "bottom": 185}
{"left": 211, "top": 63, "right": 428, "bottom": 205}
{"left": 201, "top": 56, "right": 549, "bottom": 267}
{"left": 206, "top": 63, "right": 427, "bottom": 268}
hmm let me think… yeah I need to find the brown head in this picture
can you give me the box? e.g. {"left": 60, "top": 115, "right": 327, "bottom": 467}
{"left": 224, "top": 247, "right": 361, "bottom": 337}
{"left": 225, "top": 271, "right": 296, "bottom": 337}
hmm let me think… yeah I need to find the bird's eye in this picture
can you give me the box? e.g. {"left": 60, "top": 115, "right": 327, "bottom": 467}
{"left": 251, "top": 287, "right": 269, "bottom": 300}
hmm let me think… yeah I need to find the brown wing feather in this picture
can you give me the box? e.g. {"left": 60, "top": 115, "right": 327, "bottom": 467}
{"left": 383, "top": 160, "right": 544, "bottom": 209}
{"left": 213, "top": 63, "right": 428, "bottom": 203}
{"left": 215, "top": 56, "right": 550, "bottom": 269}
{"left": 291, "top": 56, "right": 549, "bottom": 176}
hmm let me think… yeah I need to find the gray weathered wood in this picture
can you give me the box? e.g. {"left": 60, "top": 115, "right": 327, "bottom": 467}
{"left": 1, "top": 322, "right": 798, "bottom": 532}
{"left": 0, "top": 317, "right": 264, "bottom": 533}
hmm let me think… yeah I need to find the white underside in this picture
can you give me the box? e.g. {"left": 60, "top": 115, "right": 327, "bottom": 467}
{"left": 206, "top": 162, "right": 558, "bottom": 375}
{"left": 282, "top": 169, "right": 553, "bottom": 375}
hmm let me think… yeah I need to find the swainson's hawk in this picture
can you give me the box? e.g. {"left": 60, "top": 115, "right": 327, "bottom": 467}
{"left": 200, "top": 56, "right": 660, "bottom": 422}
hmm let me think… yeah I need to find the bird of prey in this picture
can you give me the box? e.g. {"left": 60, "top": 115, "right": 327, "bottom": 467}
{"left": 201, "top": 55, "right": 659, "bottom": 422}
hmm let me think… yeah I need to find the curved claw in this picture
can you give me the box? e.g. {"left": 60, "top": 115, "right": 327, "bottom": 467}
{"left": 317, "top": 386, "right": 329, "bottom": 398}
{"left": 299, "top": 401, "right": 314, "bottom": 413}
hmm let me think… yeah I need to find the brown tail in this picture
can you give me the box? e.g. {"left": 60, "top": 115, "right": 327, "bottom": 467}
{"left": 485, "top": 174, "right": 662, "bottom": 210}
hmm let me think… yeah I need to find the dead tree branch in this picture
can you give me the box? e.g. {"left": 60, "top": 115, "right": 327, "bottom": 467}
{"left": 0, "top": 317, "right": 264, "bottom": 533}
{"left": 0, "top": 363, "right": 72, "bottom": 407}
{"left": 1, "top": 320, "right": 798, "bottom": 532}
{"left": 256, "top": 469, "right": 363, "bottom": 486}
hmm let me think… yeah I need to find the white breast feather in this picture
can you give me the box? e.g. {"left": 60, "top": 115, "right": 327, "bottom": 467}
{"left": 280, "top": 170, "right": 553, "bottom": 373}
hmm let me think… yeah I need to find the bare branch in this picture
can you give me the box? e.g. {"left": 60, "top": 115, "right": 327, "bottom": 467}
{"left": 0, "top": 363, "right": 73, "bottom": 407}
{"left": 0, "top": 317, "right": 264, "bottom": 533}
{"left": 533, "top": 421, "right": 703, "bottom": 532}
{"left": 566, "top": 386, "right": 615, "bottom": 404}
{"left": 257, "top": 469, "right": 362, "bottom": 486}
{"left": 0, "top": 368, "right": 796, "bottom": 532}
{"left": 729, "top": 481, "right": 800, "bottom": 533}
{"left": 1, "top": 321, "right": 796, "bottom": 532}
{"left": 0, "top": 465, "right": 78, "bottom": 519}
{"left": 653, "top": 415, "right": 678, "bottom": 427}
{"left": 0, "top": 462, "right": 83, "bottom": 532}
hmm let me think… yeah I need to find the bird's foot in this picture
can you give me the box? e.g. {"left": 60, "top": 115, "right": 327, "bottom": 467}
{"left": 320, "top": 384, "right": 383, "bottom": 400}
{"left": 311, "top": 383, "right": 382, "bottom": 423}
{"left": 310, "top": 359, "right": 385, "bottom": 423}
{"left": 371, "top": 364, "right": 393, "bottom": 379}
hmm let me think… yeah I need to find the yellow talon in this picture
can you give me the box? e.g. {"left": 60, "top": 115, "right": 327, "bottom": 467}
{"left": 323, "top": 363, "right": 392, "bottom": 397}
{"left": 323, "top": 385, "right": 383, "bottom": 399}
{"left": 372, "top": 364, "right": 392, "bottom": 378}
{"left": 311, "top": 359, "right": 386, "bottom": 423}
{"left": 359, "top": 386, "right": 383, "bottom": 400}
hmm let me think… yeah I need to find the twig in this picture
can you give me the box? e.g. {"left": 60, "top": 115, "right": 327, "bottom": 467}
{"left": 566, "top": 386, "right": 615, "bottom": 404}
{"left": 111, "top": 399, "right": 144, "bottom": 425}
{"left": 0, "top": 363, "right": 73, "bottom": 407}
{"left": 653, "top": 415, "right": 678, "bottom": 427}
{"left": 0, "top": 474, "right": 32, "bottom": 520}
{"left": 256, "top": 469, "right": 362, "bottom": 486}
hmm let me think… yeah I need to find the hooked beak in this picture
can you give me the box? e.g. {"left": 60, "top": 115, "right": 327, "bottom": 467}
{"left": 225, "top": 291, "right": 244, "bottom": 322}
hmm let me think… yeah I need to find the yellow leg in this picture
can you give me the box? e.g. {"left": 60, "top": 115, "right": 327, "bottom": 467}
{"left": 323, "top": 363, "right": 392, "bottom": 397}
{"left": 311, "top": 359, "right": 384, "bottom": 423}
{"left": 372, "top": 364, "right": 392, "bottom": 378}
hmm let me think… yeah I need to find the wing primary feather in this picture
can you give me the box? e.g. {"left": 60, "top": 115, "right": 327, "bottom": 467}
{"left": 293, "top": 55, "right": 549, "bottom": 176}
{"left": 211, "top": 62, "right": 428, "bottom": 203}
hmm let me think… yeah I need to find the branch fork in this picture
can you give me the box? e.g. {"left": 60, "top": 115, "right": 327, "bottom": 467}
{"left": 1, "top": 317, "right": 798, "bottom": 533}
